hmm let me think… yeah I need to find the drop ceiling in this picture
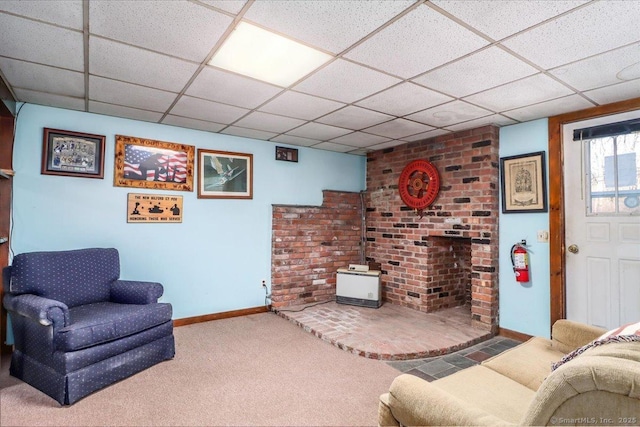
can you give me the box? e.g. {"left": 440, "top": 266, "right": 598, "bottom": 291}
{"left": 0, "top": 0, "right": 639, "bottom": 155}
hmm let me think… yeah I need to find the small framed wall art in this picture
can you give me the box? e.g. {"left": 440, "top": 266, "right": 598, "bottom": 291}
{"left": 114, "top": 135, "right": 195, "bottom": 192}
{"left": 275, "top": 146, "right": 298, "bottom": 162}
{"left": 500, "top": 151, "right": 548, "bottom": 213}
{"left": 198, "top": 149, "right": 253, "bottom": 199}
{"left": 41, "top": 128, "right": 106, "bottom": 179}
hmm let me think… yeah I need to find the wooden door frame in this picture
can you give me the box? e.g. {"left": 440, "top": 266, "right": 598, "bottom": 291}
{"left": 0, "top": 99, "right": 14, "bottom": 354}
{"left": 548, "top": 97, "right": 640, "bottom": 330}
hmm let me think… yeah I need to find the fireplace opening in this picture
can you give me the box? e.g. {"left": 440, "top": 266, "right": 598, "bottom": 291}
{"left": 392, "top": 236, "right": 472, "bottom": 313}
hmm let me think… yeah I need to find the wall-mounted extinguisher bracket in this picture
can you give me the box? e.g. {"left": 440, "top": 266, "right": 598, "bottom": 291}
{"left": 510, "top": 240, "right": 530, "bottom": 283}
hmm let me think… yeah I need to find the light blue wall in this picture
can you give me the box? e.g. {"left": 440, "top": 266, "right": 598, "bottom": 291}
{"left": 499, "top": 119, "right": 551, "bottom": 337}
{"left": 9, "top": 104, "right": 366, "bottom": 321}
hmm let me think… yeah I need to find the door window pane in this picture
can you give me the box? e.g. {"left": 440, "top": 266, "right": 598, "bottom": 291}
{"left": 586, "top": 132, "right": 640, "bottom": 215}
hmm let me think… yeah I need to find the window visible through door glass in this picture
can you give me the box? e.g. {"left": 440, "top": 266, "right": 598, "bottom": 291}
{"left": 587, "top": 132, "right": 640, "bottom": 215}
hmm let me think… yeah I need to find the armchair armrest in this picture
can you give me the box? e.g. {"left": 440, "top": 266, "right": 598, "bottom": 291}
{"left": 551, "top": 319, "right": 607, "bottom": 353}
{"left": 110, "top": 279, "right": 164, "bottom": 304}
{"left": 385, "top": 374, "right": 509, "bottom": 426}
{"left": 3, "top": 293, "right": 70, "bottom": 327}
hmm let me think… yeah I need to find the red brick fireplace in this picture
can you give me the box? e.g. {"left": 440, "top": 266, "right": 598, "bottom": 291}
{"left": 270, "top": 125, "right": 499, "bottom": 332}
{"left": 365, "top": 125, "right": 500, "bottom": 331}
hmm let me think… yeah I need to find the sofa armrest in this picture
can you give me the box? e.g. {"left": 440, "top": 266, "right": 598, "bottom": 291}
{"left": 3, "top": 293, "right": 70, "bottom": 327}
{"left": 551, "top": 319, "right": 607, "bottom": 353}
{"left": 386, "top": 374, "right": 511, "bottom": 426}
{"left": 110, "top": 279, "right": 164, "bottom": 304}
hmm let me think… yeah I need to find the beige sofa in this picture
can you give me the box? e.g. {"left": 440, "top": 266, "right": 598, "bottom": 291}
{"left": 379, "top": 320, "right": 640, "bottom": 426}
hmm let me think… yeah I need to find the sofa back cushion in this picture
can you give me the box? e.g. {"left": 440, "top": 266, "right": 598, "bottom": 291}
{"left": 9, "top": 248, "right": 120, "bottom": 307}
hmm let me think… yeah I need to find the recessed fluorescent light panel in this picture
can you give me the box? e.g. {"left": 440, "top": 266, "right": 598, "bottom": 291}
{"left": 209, "top": 21, "right": 333, "bottom": 87}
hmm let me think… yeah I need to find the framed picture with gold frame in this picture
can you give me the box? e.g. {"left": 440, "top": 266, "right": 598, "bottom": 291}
{"left": 197, "top": 149, "right": 253, "bottom": 199}
{"left": 500, "top": 151, "right": 548, "bottom": 213}
{"left": 114, "top": 135, "right": 195, "bottom": 192}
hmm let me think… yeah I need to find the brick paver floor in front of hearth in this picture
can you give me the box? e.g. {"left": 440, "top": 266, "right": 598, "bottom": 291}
{"left": 275, "top": 302, "right": 498, "bottom": 360}
{"left": 386, "top": 336, "right": 522, "bottom": 381}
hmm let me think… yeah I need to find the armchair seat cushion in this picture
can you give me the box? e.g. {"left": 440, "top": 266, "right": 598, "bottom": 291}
{"left": 56, "top": 302, "right": 172, "bottom": 351}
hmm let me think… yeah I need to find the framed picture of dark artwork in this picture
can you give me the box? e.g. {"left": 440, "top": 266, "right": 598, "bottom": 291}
{"left": 41, "top": 128, "right": 106, "bottom": 179}
{"left": 500, "top": 151, "right": 548, "bottom": 213}
{"left": 198, "top": 149, "right": 253, "bottom": 199}
{"left": 114, "top": 135, "right": 195, "bottom": 192}
{"left": 275, "top": 146, "right": 298, "bottom": 162}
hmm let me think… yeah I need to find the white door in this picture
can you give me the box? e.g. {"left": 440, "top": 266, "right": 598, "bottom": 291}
{"left": 563, "top": 110, "right": 640, "bottom": 330}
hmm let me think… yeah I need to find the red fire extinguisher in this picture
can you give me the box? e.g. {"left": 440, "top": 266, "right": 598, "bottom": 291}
{"left": 510, "top": 241, "right": 529, "bottom": 283}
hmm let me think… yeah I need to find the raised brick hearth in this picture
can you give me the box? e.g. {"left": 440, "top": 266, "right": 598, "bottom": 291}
{"left": 365, "top": 126, "right": 500, "bottom": 331}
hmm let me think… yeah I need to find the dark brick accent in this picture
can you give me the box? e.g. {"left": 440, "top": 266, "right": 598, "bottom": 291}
{"left": 407, "top": 291, "right": 420, "bottom": 298}
{"left": 454, "top": 197, "right": 471, "bottom": 203}
{"left": 463, "top": 177, "right": 479, "bottom": 183}
{"left": 471, "top": 140, "right": 491, "bottom": 148}
{"left": 445, "top": 165, "right": 462, "bottom": 171}
{"left": 472, "top": 211, "right": 491, "bottom": 216}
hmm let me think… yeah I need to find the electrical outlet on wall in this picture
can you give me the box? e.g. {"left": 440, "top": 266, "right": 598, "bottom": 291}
{"left": 537, "top": 230, "right": 549, "bottom": 243}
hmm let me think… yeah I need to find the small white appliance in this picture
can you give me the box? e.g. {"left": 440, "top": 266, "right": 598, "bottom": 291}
{"left": 336, "top": 267, "right": 382, "bottom": 308}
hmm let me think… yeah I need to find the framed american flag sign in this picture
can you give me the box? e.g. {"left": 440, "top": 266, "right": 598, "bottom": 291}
{"left": 114, "top": 135, "right": 195, "bottom": 192}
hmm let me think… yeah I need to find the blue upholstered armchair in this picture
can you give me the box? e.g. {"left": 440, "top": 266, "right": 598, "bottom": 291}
{"left": 2, "top": 248, "right": 175, "bottom": 405}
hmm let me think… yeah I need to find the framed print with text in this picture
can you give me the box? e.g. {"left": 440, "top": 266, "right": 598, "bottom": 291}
{"left": 501, "top": 151, "right": 548, "bottom": 213}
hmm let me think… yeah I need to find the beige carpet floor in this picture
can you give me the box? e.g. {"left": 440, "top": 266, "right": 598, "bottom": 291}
{"left": 0, "top": 312, "right": 401, "bottom": 426}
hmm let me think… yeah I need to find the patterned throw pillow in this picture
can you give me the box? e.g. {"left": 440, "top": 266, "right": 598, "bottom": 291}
{"left": 551, "top": 321, "right": 640, "bottom": 371}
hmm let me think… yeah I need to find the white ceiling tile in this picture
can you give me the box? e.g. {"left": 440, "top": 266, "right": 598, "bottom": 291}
{"left": 345, "top": 5, "right": 488, "bottom": 78}
{"left": 89, "top": 76, "right": 177, "bottom": 112}
{"left": 199, "top": 0, "right": 248, "bottom": 15}
{"left": 443, "top": 114, "right": 516, "bottom": 132}
{"left": 293, "top": 59, "right": 401, "bottom": 103}
{"left": 329, "top": 132, "right": 391, "bottom": 148}
{"left": 233, "top": 111, "right": 306, "bottom": 133}
{"left": 550, "top": 43, "right": 640, "bottom": 91}
{"left": 463, "top": 74, "right": 573, "bottom": 112}
{"left": 0, "top": 14, "right": 83, "bottom": 71}
{"left": 0, "top": 57, "right": 84, "bottom": 97}
{"left": 431, "top": 1, "right": 587, "bottom": 41}
{"left": 0, "top": 0, "right": 83, "bottom": 29}
{"left": 347, "top": 148, "right": 373, "bottom": 155}
{"left": 14, "top": 88, "right": 84, "bottom": 111}
{"left": 503, "top": 95, "right": 595, "bottom": 122}
{"left": 363, "top": 118, "right": 435, "bottom": 139}
{"left": 89, "top": 0, "right": 232, "bottom": 63}
{"left": 356, "top": 82, "right": 453, "bottom": 116}
{"left": 88, "top": 101, "right": 163, "bottom": 122}
{"left": 412, "top": 47, "right": 539, "bottom": 98}
{"left": 270, "top": 134, "right": 321, "bottom": 147}
{"left": 221, "top": 126, "right": 279, "bottom": 140}
{"left": 583, "top": 80, "right": 640, "bottom": 106}
{"left": 90, "top": 37, "right": 199, "bottom": 92}
{"left": 310, "top": 142, "right": 354, "bottom": 153}
{"left": 401, "top": 129, "right": 452, "bottom": 142}
{"left": 162, "top": 115, "right": 227, "bottom": 133}
{"left": 170, "top": 95, "right": 249, "bottom": 124}
{"left": 187, "top": 67, "right": 282, "bottom": 109}
{"left": 367, "top": 140, "right": 408, "bottom": 151}
{"left": 316, "top": 106, "right": 393, "bottom": 130}
{"left": 285, "top": 122, "right": 352, "bottom": 140}
{"left": 259, "top": 91, "right": 344, "bottom": 120}
{"left": 244, "top": 0, "right": 416, "bottom": 54}
{"left": 503, "top": 1, "right": 640, "bottom": 69}
{"left": 406, "top": 100, "right": 493, "bottom": 127}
